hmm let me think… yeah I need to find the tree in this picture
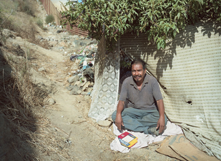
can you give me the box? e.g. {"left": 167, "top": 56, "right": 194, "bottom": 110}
{"left": 61, "top": 0, "right": 221, "bottom": 50}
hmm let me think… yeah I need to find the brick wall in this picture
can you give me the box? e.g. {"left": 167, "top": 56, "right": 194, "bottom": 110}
{"left": 66, "top": 24, "right": 88, "bottom": 37}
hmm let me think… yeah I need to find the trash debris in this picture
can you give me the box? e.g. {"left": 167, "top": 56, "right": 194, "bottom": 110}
{"left": 65, "top": 39, "right": 96, "bottom": 95}
{"left": 83, "top": 67, "right": 94, "bottom": 82}
{"left": 39, "top": 23, "right": 97, "bottom": 96}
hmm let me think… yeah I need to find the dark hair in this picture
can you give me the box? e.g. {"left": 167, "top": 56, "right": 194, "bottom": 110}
{"left": 131, "top": 59, "right": 146, "bottom": 70}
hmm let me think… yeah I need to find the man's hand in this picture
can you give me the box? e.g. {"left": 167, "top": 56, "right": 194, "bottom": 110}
{"left": 156, "top": 99, "right": 166, "bottom": 134}
{"left": 115, "top": 113, "right": 124, "bottom": 131}
{"left": 115, "top": 100, "right": 125, "bottom": 131}
{"left": 156, "top": 116, "right": 165, "bottom": 134}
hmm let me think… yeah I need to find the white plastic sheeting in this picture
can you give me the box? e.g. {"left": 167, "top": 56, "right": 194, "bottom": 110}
{"left": 120, "top": 21, "right": 221, "bottom": 159}
{"left": 88, "top": 36, "right": 120, "bottom": 121}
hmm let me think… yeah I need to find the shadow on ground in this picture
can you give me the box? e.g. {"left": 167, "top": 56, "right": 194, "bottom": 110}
{"left": 0, "top": 48, "right": 37, "bottom": 161}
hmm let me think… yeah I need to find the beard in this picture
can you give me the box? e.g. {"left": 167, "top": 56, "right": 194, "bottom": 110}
{"left": 133, "top": 75, "right": 142, "bottom": 82}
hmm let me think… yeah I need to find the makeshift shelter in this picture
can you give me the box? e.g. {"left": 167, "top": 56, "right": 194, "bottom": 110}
{"left": 88, "top": 21, "right": 221, "bottom": 159}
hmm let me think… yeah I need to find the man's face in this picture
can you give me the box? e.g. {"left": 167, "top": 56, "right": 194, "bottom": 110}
{"left": 131, "top": 63, "right": 146, "bottom": 83}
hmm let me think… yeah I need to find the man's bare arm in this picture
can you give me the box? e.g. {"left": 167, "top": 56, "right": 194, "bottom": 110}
{"left": 156, "top": 99, "right": 165, "bottom": 134}
{"left": 115, "top": 100, "right": 125, "bottom": 131}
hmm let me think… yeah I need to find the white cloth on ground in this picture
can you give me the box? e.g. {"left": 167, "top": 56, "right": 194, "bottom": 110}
{"left": 110, "top": 121, "right": 183, "bottom": 153}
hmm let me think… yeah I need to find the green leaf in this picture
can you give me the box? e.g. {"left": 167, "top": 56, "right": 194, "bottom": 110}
{"left": 195, "top": 0, "right": 204, "bottom": 5}
{"left": 123, "top": 17, "right": 127, "bottom": 22}
{"left": 177, "top": 13, "right": 180, "bottom": 19}
{"left": 60, "top": 0, "right": 221, "bottom": 51}
{"left": 173, "top": 30, "right": 177, "bottom": 38}
{"left": 157, "top": 41, "right": 161, "bottom": 49}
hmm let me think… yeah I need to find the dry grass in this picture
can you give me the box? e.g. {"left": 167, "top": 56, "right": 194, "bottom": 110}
{"left": 0, "top": 51, "right": 38, "bottom": 160}
{"left": 0, "top": 46, "right": 74, "bottom": 160}
{"left": 0, "top": 0, "right": 50, "bottom": 49}
{"left": 0, "top": 0, "right": 76, "bottom": 160}
{"left": 0, "top": 18, "right": 68, "bottom": 158}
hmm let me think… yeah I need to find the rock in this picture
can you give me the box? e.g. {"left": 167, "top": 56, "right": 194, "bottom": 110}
{"left": 107, "top": 116, "right": 113, "bottom": 122}
{"left": 80, "top": 42, "right": 87, "bottom": 46}
{"left": 70, "top": 89, "right": 81, "bottom": 95}
{"left": 69, "top": 85, "right": 81, "bottom": 95}
{"left": 68, "top": 75, "right": 79, "bottom": 83}
{"left": 2, "top": 29, "right": 17, "bottom": 39}
{"left": 89, "top": 39, "right": 97, "bottom": 45}
{"left": 59, "top": 41, "right": 67, "bottom": 47}
{"left": 82, "top": 81, "right": 90, "bottom": 91}
{"left": 36, "top": 35, "right": 43, "bottom": 40}
{"left": 57, "top": 30, "right": 63, "bottom": 33}
{"left": 89, "top": 82, "right": 94, "bottom": 87}
{"left": 72, "top": 40, "right": 79, "bottom": 47}
{"left": 86, "top": 87, "right": 93, "bottom": 93}
{"left": 74, "top": 81, "right": 81, "bottom": 87}
{"left": 77, "top": 90, "right": 82, "bottom": 94}
{"left": 29, "top": 68, "right": 55, "bottom": 94}
{"left": 58, "top": 46, "right": 64, "bottom": 50}
{"left": 80, "top": 35, "right": 85, "bottom": 40}
{"left": 48, "top": 41, "right": 58, "bottom": 47}
{"left": 81, "top": 92, "right": 91, "bottom": 95}
{"left": 66, "top": 86, "right": 74, "bottom": 91}
{"left": 97, "top": 120, "right": 112, "bottom": 127}
{"left": 73, "top": 85, "right": 80, "bottom": 91}
{"left": 38, "top": 67, "right": 45, "bottom": 72}
{"left": 47, "top": 98, "right": 56, "bottom": 105}
{"left": 91, "top": 47, "right": 98, "bottom": 53}
{"left": 73, "top": 35, "right": 79, "bottom": 39}
{"left": 5, "top": 42, "right": 25, "bottom": 57}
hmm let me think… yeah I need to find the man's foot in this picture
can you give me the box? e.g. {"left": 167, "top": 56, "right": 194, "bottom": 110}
{"left": 147, "top": 127, "right": 159, "bottom": 136}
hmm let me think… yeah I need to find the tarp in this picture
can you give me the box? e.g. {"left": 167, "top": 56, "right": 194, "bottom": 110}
{"left": 120, "top": 21, "right": 221, "bottom": 159}
{"left": 88, "top": 35, "right": 120, "bottom": 121}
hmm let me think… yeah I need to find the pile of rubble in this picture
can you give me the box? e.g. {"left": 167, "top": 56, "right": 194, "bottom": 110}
{"left": 66, "top": 44, "right": 97, "bottom": 95}
{"left": 64, "top": 36, "right": 98, "bottom": 96}
{"left": 39, "top": 23, "right": 98, "bottom": 96}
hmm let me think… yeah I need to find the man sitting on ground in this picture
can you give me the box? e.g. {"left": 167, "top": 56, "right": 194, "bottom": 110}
{"left": 112, "top": 59, "right": 167, "bottom": 135}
